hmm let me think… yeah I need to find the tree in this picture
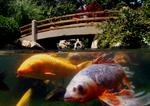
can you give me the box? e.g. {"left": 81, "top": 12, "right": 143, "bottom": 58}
{"left": 0, "top": 0, "right": 10, "bottom": 16}
{"left": 8, "top": 0, "right": 45, "bottom": 25}
{"left": 0, "top": 15, "right": 20, "bottom": 48}
{"left": 143, "top": 0, "right": 150, "bottom": 17}
{"left": 46, "top": 1, "right": 76, "bottom": 17}
{"left": 95, "top": 5, "right": 150, "bottom": 48}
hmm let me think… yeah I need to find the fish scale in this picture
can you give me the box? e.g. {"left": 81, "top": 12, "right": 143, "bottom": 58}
{"left": 77, "top": 64, "right": 125, "bottom": 88}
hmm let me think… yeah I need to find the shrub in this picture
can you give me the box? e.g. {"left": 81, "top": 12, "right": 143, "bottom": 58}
{"left": 0, "top": 15, "right": 20, "bottom": 48}
{"left": 95, "top": 6, "right": 150, "bottom": 48}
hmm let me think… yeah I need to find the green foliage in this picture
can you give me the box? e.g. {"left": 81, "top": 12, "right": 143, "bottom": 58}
{"left": 95, "top": 6, "right": 150, "bottom": 48}
{"left": 84, "top": 0, "right": 94, "bottom": 4}
{"left": 98, "top": 0, "right": 123, "bottom": 9}
{"left": 0, "top": 0, "right": 77, "bottom": 48}
{"left": 84, "top": 0, "right": 124, "bottom": 9}
{"left": 143, "top": 0, "right": 150, "bottom": 17}
{"left": 0, "top": 0, "right": 10, "bottom": 16}
{"left": 8, "top": 0, "right": 45, "bottom": 25}
{"left": 0, "top": 15, "right": 20, "bottom": 47}
{"left": 46, "top": 1, "right": 76, "bottom": 17}
{"left": 31, "top": 0, "right": 77, "bottom": 18}
{"left": 0, "top": 0, "right": 149, "bottom": 49}
{"left": 34, "top": 0, "right": 57, "bottom": 7}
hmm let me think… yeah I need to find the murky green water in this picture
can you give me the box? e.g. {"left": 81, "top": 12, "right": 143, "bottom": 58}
{"left": 0, "top": 49, "right": 150, "bottom": 106}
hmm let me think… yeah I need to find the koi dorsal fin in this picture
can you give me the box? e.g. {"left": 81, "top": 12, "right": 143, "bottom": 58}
{"left": 92, "top": 53, "right": 115, "bottom": 64}
{"left": 77, "top": 61, "right": 92, "bottom": 71}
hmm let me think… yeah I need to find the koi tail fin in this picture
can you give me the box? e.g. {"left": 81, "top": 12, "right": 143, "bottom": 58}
{"left": 117, "top": 92, "right": 150, "bottom": 106}
{"left": 123, "top": 67, "right": 134, "bottom": 78}
{"left": 77, "top": 61, "right": 92, "bottom": 71}
{"left": 99, "top": 90, "right": 150, "bottom": 106}
{"left": 122, "top": 67, "right": 135, "bottom": 89}
{"left": 135, "top": 92, "right": 150, "bottom": 106}
{"left": 16, "top": 88, "right": 32, "bottom": 106}
{"left": 123, "top": 75, "right": 135, "bottom": 89}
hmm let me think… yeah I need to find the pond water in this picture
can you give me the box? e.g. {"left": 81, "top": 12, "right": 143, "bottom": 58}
{"left": 0, "top": 49, "right": 150, "bottom": 106}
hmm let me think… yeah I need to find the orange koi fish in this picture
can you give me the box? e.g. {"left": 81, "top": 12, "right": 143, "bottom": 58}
{"left": 17, "top": 54, "right": 92, "bottom": 80}
{"left": 16, "top": 88, "right": 32, "bottom": 106}
{"left": 113, "top": 52, "right": 131, "bottom": 65}
{"left": 64, "top": 63, "right": 146, "bottom": 106}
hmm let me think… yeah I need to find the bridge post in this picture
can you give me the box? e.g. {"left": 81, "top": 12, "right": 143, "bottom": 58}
{"left": 32, "top": 20, "right": 37, "bottom": 41}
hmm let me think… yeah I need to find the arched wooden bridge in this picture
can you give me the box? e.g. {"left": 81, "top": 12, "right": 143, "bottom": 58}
{"left": 20, "top": 10, "right": 118, "bottom": 42}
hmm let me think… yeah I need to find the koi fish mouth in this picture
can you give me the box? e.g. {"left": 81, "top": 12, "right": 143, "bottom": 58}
{"left": 16, "top": 70, "right": 26, "bottom": 77}
{"left": 64, "top": 97, "right": 75, "bottom": 102}
{"left": 64, "top": 97, "right": 84, "bottom": 103}
{"left": 16, "top": 71, "right": 22, "bottom": 77}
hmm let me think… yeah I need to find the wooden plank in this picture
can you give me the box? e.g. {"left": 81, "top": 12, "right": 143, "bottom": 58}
{"left": 21, "top": 28, "right": 31, "bottom": 34}
{"left": 21, "top": 16, "right": 117, "bottom": 35}
{"left": 20, "top": 10, "right": 118, "bottom": 28}
{"left": 37, "top": 23, "right": 96, "bottom": 33}
{"left": 20, "top": 24, "right": 31, "bottom": 30}
{"left": 37, "top": 10, "right": 118, "bottom": 24}
{"left": 21, "top": 32, "right": 32, "bottom": 37}
{"left": 37, "top": 17, "right": 117, "bottom": 29}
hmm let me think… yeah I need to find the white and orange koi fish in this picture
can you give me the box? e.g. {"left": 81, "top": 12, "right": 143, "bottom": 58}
{"left": 64, "top": 64, "right": 150, "bottom": 106}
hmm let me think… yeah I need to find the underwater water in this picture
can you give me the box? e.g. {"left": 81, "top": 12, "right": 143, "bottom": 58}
{"left": 0, "top": 49, "right": 149, "bottom": 106}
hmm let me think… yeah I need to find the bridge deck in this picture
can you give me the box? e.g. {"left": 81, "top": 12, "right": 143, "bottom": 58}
{"left": 19, "top": 10, "right": 118, "bottom": 41}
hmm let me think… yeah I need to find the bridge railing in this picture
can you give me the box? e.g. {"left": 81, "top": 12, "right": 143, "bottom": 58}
{"left": 20, "top": 10, "right": 118, "bottom": 37}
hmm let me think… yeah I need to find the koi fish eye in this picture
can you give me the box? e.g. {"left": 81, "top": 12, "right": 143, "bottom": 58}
{"left": 78, "top": 85, "right": 84, "bottom": 94}
{"left": 73, "top": 85, "right": 86, "bottom": 96}
{"left": 78, "top": 85, "right": 86, "bottom": 95}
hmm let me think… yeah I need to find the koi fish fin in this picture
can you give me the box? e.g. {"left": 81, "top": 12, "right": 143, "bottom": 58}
{"left": 16, "top": 88, "right": 32, "bottom": 106}
{"left": 122, "top": 67, "right": 135, "bottom": 89}
{"left": 134, "top": 92, "right": 150, "bottom": 106}
{"left": 119, "top": 89, "right": 134, "bottom": 97}
{"left": 43, "top": 79, "right": 50, "bottom": 85}
{"left": 98, "top": 91, "right": 121, "bottom": 106}
{"left": 44, "top": 72, "right": 56, "bottom": 76}
{"left": 45, "top": 87, "right": 65, "bottom": 100}
{"left": 92, "top": 53, "right": 115, "bottom": 64}
{"left": 116, "top": 92, "right": 150, "bottom": 106}
{"left": 123, "top": 67, "right": 134, "bottom": 78}
{"left": 123, "top": 76, "right": 135, "bottom": 89}
{"left": 77, "top": 61, "right": 92, "bottom": 71}
{"left": 50, "top": 80, "right": 63, "bottom": 88}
